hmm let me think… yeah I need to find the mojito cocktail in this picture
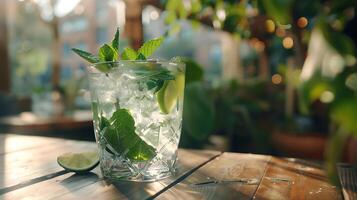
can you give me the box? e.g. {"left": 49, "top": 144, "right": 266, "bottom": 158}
{"left": 88, "top": 61, "right": 185, "bottom": 181}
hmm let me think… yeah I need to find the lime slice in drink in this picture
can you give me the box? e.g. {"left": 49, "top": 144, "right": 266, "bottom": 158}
{"left": 57, "top": 151, "right": 99, "bottom": 173}
{"left": 157, "top": 72, "right": 185, "bottom": 114}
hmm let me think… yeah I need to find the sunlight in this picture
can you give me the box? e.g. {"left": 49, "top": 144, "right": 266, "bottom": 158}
{"left": 55, "top": 0, "right": 81, "bottom": 17}
{"left": 32, "top": 0, "right": 81, "bottom": 19}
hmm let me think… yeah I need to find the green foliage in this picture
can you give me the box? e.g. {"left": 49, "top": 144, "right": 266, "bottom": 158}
{"left": 331, "top": 100, "right": 357, "bottom": 135}
{"left": 211, "top": 80, "right": 277, "bottom": 152}
{"left": 138, "top": 37, "right": 164, "bottom": 58}
{"left": 122, "top": 47, "right": 138, "bottom": 60}
{"left": 135, "top": 68, "right": 175, "bottom": 92}
{"left": 171, "top": 57, "right": 203, "bottom": 84}
{"left": 72, "top": 28, "right": 165, "bottom": 72}
{"left": 319, "top": 22, "right": 356, "bottom": 57}
{"left": 103, "top": 109, "right": 156, "bottom": 161}
{"left": 325, "top": 128, "right": 348, "bottom": 185}
{"left": 111, "top": 28, "right": 120, "bottom": 51}
{"left": 98, "top": 44, "right": 118, "bottom": 62}
{"left": 181, "top": 83, "right": 215, "bottom": 147}
{"left": 136, "top": 53, "right": 147, "bottom": 60}
{"left": 71, "top": 48, "right": 100, "bottom": 63}
{"left": 161, "top": 1, "right": 357, "bottom": 183}
{"left": 261, "top": 0, "right": 294, "bottom": 25}
{"left": 165, "top": 0, "right": 187, "bottom": 20}
{"left": 345, "top": 73, "right": 357, "bottom": 92}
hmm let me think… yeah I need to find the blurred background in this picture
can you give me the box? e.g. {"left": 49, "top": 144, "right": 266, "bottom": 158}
{"left": 0, "top": 0, "right": 356, "bottom": 167}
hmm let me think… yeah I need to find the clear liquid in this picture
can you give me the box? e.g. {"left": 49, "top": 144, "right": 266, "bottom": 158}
{"left": 88, "top": 63, "right": 184, "bottom": 181}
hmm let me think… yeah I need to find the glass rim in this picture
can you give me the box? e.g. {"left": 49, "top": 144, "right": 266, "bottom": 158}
{"left": 87, "top": 59, "right": 185, "bottom": 74}
{"left": 89, "top": 59, "right": 184, "bottom": 67}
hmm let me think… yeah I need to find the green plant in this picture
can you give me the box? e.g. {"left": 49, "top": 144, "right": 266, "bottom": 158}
{"left": 162, "top": 0, "right": 357, "bottom": 183}
{"left": 177, "top": 58, "right": 215, "bottom": 148}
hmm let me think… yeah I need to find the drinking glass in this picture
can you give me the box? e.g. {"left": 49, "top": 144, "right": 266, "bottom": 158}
{"left": 87, "top": 60, "right": 185, "bottom": 181}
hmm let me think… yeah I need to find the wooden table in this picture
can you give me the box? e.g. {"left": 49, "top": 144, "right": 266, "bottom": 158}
{"left": 0, "top": 134, "right": 355, "bottom": 200}
{"left": 0, "top": 111, "right": 93, "bottom": 140}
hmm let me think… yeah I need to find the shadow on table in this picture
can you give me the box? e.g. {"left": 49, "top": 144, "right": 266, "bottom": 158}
{"left": 112, "top": 181, "right": 166, "bottom": 199}
{"left": 268, "top": 158, "right": 328, "bottom": 182}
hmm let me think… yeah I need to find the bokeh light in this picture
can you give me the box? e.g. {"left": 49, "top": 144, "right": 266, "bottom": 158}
{"left": 272, "top": 74, "right": 282, "bottom": 84}
{"left": 282, "top": 37, "right": 294, "bottom": 49}
{"left": 266, "top": 19, "right": 275, "bottom": 33}
{"left": 276, "top": 28, "right": 286, "bottom": 37}
{"left": 297, "top": 17, "right": 308, "bottom": 28}
{"left": 320, "top": 91, "right": 335, "bottom": 103}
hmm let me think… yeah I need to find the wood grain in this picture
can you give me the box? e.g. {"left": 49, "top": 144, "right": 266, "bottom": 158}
{"left": 0, "top": 134, "right": 66, "bottom": 154}
{"left": 253, "top": 157, "right": 342, "bottom": 200}
{"left": 0, "top": 134, "right": 347, "bottom": 200}
{"left": 0, "top": 149, "right": 220, "bottom": 200}
{"left": 0, "top": 134, "right": 97, "bottom": 189}
{"left": 155, "top": 153, "right": 271, "bottom": 200}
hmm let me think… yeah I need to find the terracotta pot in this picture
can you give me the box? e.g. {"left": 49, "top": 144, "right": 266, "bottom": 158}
{"left": 272, "top": 131, "right": 357, "bottom": 163}
{"left": 272, "top": 131, "right": 327, "bottom": 160}
{"left": 345, "top": 137, "right": 357, "bottom": 164}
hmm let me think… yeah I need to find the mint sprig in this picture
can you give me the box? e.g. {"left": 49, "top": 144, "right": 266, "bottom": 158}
{"left": 138, "top": 37, "right": 164, "bottom": 58}
{"left": 111, "top": 28, "right": 120, "bottom": 51}
{"left": 72, "top": 28, "right": 165, "bottom": 72}
{"left": 121, "top": 36, "right": 164, "bottom": 61}
{"left": 122, "top": 47, "right": 137, "bottom": 60}
{"left": 99, "top": 44, "right": 118, "bottom": 62}
{"left": 103, "top": 109, "right": 156, "bottom": 161}
{"left": 71, "top": 48, "right": 100, "bottom": 63}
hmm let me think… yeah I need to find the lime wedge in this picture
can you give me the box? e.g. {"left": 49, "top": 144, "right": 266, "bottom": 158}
{"left": 57, "top": 151, "right": 99, "bottom": 173}
{"left": 157, "top": 72, "right": 185, "bottom": 114}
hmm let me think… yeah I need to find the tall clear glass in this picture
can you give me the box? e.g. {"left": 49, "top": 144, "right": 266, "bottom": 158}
{"left": 87, "top": 60, "right": 185, "bottom": 181}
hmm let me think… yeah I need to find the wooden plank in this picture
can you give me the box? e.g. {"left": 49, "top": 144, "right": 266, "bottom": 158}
{"left": 0, "top": 136, "right": 97, "bottom": 189}
{"left": 155, "top": 153, "right": 271, "bottom": 200}
{"left": 0, "top": 111, "right": 93, "bottom": 134}
{"left": 338, "top": 164, "right": 357, "bottom": 200}
{"left": 0, "top": 149, "right": 220, "bottom": 200}
{"left": 253, "top": 157, "right": 342, "bottom": 200}
{"left": 0, "top": 134, "right": 68, "bottom": 154}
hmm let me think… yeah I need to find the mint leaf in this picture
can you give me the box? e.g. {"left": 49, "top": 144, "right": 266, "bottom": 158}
{"left": 72, "top": 48, "right": 100, "bottom": 63}
{"left": 147, "top": 79, "right": 164, "bottom": 93}
{"left": 135, "top": 68, "right": 175, "bottom": 92}
{"left": 95, "top": 64, "right": 111, "bottom": 73}
{"left": 111, "top": 28, "right": 120, "bottom": 51}
{"left": 99, "top": 44, "right": 118, "bottom": 61}
{"left": 136, "top": 53, "right": 146, "bottom": 60}
{"left": 122, "top": 47, "right": 138, "bottom": 60}
{"left": 103, "top": 109, "right": 156, "bottom": 161}
{"left": 134, "top": 68, "right": 175, "bottom": 80}
{"left": 138, "top": 37, "right": 164, "bottom": 58}
{"left": 99, "top": 115, "right": 110, "bottom": 131}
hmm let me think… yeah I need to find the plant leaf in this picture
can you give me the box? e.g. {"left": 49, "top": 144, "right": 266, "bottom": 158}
{"left": 103, "top": 109, "right": 156, "bottom": 161}
{"left": 71, "top": 48, "right": 100, "bottom": 63}
{"left": 138, "top": 37, "right": 164, "bottom": 58}
{"left": 99, "top": 44, "right": 118, "bottom": 61}
{"left": 182, "top": 83, "right": 214, "bottom": 141}
{"left": 171, "top": 57, "right": 203, "bottom": 84}
{"left": 122, "top": 47, "right": 138, "bottom": 60}
{"left": 136, "top": 52, "right": 147, "bottom": 60}
{"left": 111, "top": 28, "right": 120, "bottom": 51}
{"left": 331, "top": 99, "right": 357, "bottom": 134}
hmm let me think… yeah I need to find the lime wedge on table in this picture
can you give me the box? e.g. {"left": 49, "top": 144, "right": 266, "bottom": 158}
{"left": 157, "top": 72, "right": 185, "bottom": 114}
{"left": 57, "top": 152, "right": 99, "bottom": 173}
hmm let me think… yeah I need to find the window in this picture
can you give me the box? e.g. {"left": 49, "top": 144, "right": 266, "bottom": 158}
{"left": 7, "top": 0, "right": 126, "bottom": 97}
{"left": 142, "top": 6, "right": 224, "bottom": 83}
{"left": 60, "top": 17, "right": 88, "bottom": 33}
{"left": 96, "top": 27, "right": 107, "bottom": 44}
{"left": 62, "top": 43, "right": 71, "bottom": 58}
